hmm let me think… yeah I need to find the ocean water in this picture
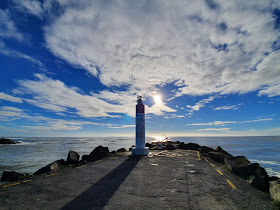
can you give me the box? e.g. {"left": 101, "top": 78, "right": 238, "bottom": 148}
{"left": 0, "top": 136, "right": 279, "bottom": 181}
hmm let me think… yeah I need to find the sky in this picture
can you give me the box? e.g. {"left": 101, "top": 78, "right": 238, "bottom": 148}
{"left": 0, "top": 0, "right": 280, "bottom": 137}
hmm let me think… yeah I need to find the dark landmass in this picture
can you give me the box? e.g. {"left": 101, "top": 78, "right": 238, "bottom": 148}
{"left": 0, "top": 138, "right": 20, "bottom": 145}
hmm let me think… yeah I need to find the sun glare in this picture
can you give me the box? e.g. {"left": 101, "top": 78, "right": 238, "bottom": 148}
{"left": 154, "top": 95, "right": 162, "bottom": 105}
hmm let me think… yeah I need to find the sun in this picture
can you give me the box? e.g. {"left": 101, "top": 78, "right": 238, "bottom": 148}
{"left": 154, "top": 95, "right": 162, "bottom": 105}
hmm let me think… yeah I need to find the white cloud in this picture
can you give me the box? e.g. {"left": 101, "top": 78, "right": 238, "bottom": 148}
{"left": 196, "top": 128, "right": 230, "bottom": 131}
{"left": 164, "top": 114, "right": 185, "bottom": 119}
{"left": 188, "top": 118, "right": 273, "bottom": 126}
{"left": 185, "top": 96, "right": 215, "bottom": 116}
{"left": 264, "top": 127, "right": 280, "bottom": 132}
{"left": 0, "top": 92, "right": 22, "bottom": 103}
{"left": 13, "top": 0, "right": 44, "bottom": 19}
{"left": 0, "top": 9, "right": 24, "bottom": 41}
{"left": 108, "top": 125, "right": 135, "bottom": 129}
{"left": 213, "top": 104, "right": 242, "bottom": 110}
{"left": 0, "top": 43, "right": 45, "bottom": 69}
{"left": 43, "top": 0, "right": 280, "bottom": 99}
{"left": 14, "top": 74, "right": 176, "bottom": 118}
{"left": 0, "top": 107, "right": 116, "bottom": 131}
{"left": 0, "top": 106, "right": 22, "bottom": 112}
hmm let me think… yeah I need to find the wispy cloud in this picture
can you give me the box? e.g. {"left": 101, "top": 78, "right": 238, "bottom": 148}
{"left": 0, "top": 9, "right": 24, "bottom": 41}
{"left": 214, "top": 103, "right": 242, "bottom": 110}
{"left": 13, "top": 74, "right": 176, "bottom": 118}
{"left": 186, "top": 96, "right": 215, "bottom": 116}
{"left": 43, "top": 1, "right": 280, "bottom": 98}
{"left": 196, "top": 128, "right": 230, "bottom": 131}
{"left": 188, "top": 118, "right": 273, "bottom": 126}
{"left": 12, "top": 0, "right": 44, "bottom": 19}
{"left": 108, "top": 125, "right": 135, "bottom": 129}
{"left": 0, "top": 92, "right": 22, "bottom": 103}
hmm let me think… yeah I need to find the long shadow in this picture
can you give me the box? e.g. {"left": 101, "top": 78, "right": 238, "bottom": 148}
{"left": 61, "top": 156, "right": 141, "bottom": 210}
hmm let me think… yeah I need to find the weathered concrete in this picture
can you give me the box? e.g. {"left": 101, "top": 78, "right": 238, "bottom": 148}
{"left": 0, "top": 150, "right": 279, "bottom": 210}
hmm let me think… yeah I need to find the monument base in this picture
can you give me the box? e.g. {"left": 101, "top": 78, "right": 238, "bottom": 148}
{"left": 131, "top": 147, "right": 149, "bottom": 156}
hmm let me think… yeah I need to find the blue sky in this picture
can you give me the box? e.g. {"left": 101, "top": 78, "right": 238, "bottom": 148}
{"left": 0, "top": 0, "right": 280, "bottom": 137}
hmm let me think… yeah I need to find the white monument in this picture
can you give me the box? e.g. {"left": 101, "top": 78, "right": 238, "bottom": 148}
{"left": 132, "top": 96, "right": 149, "bottom": 156}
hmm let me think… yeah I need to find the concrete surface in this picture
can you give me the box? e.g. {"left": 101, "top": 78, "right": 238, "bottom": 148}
{"left": 0, "top": 150, "right": 279, "bottom": 210}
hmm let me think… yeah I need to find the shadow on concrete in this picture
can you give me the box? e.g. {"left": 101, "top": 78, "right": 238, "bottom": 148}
{"left": 61, "top": 156, "right": 141, "bottom": 210}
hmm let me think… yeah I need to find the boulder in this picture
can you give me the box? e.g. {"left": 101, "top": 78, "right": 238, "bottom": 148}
{"left": 166, "top": 144, "right": 175, "bottom": 150}
{"left": 269, "top": 179, "right": 280, "bottom": 203}
{"left": 200, "top": 146, "right": 215, "bottom": 153}
{"left": 249, "top": 167, "right": 269, "bottom": 192}
{"left": 145, "top": 143, "right": 152, "bottom": 148}
{"left": 224, "top": 156, "right": 251, "bottom": 171}
{"left": 215, "top": 146, "right": 233, "bottom": 157}
{"left": 82, "top": 155, "right": 90, "bottom": 161}
{"left": 0, "top": 138, "right": 20, "bottom": 144}
{"left": 179, "top": 143, "right": 201, "bottom": 150}
{"left": 53, "top": 159, "right": 66, "bottom": 167}
{"left": 34, "top": 162, "right": 59, "bottom": 175}
{"left": 1, "top": 171, "right": 29, "bottom": 182}
{"left": 269, "top": 176, "right": 279, "bottom": 181}
{"left": 208, "top": 151, "right": 230, "bottom": 164}
{"left": 87, "top": 145, "right": 109, "bottom": 162}
{"left": 67, "top": 150, "right": 80, "bottom": 164}
{"left": 117, "top": 148, "right": 127, "bottom": 152}
{"left": 110, "top": 151, "right": 116, "bottom": 155}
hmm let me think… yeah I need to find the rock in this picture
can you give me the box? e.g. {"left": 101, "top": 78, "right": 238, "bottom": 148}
{"left": 34, "top": 162, "right": 59, "bottom": 175}
{"left": 0, "top": 138, "right": 20, "bottom": 144}
{"left": 87, "top": 145, "right": 109, "bottom": 162}
{"left": 82, "top": 155, "right": 90, "bottom": 161}
{"left": 269, "top": 176, "right": 279, "bottom": 181}
{"left": 67, "top": 150, "right": 80, "bottom": 164}
{"left": 145, "top": 143, "right": 152, "bottom": 148}
{"left": 53, "top": 159, "right": 66, "bottom": 167}
{"left": 215, "top": 146, "right": 233, "bottom": 157}
{"left": 179, "top": 143, "right": 201, "bottom": 150}
{"left": 225, "top": 156, "right": 251, "bottom": 172}
{"left": 208, "top": 151, "right": 230, "bottom": 164}
{"left": 249, "top": 167, "right": 269, "bottom": 192}
{"left": 1, "top": 171, "right": 29, "bottom": 182}
{"left": 269, "top": 179, "right": 280, "bottom": 202}
{"left": 110, "top": 151, "right": 116, "bottom": 155}
{"left": 166, "top": 144, "right": 175, "bottom": 150}
{"left": 200, "top": 146, "right": 215, "bottom": 153}
{"left": 117, "top": 148, "right": 127, "bottom": 152}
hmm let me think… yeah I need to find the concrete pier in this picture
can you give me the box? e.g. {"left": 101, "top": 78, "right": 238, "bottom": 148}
{"left": 0, "top": 150, "right": 278, "bottom": 209}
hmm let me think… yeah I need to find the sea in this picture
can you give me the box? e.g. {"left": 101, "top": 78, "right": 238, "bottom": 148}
{"left": 0, "top": 136, "right": 279, "bottom": 182}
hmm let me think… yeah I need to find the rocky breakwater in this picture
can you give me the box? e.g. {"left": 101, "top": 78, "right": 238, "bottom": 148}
{"left": 1, "top": 145, "right": 127, "bottom": 183}
{"left": 145, "top": 140, "right": 280, "bottom": 203}
{"left": 0, "top": 138, "right": 20, "bottom": 144}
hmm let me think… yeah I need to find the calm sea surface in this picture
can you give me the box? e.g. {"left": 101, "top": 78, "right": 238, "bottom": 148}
{"left": 0, "top": 136, "right": 279, "bottom": 181}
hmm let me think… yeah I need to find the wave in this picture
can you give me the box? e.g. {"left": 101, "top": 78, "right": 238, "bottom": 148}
{"left": 250, "top": 159, "right": 280, "bottom": 166}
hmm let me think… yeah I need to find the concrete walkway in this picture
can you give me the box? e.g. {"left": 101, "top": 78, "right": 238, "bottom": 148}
{"left": 0, "top": 150, "right": 278, "bottom": 209}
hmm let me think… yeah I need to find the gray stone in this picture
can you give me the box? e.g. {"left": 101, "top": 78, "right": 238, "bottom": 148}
{"left": 208, "top": 151, "right": 230, "bottom": 164}
{"left": 224, "top": 156, "right": 256, "bottom": 178}
{"left": 34, "top": 162, "right": 59, "bottom": 175}
{"left": 1, "top": 171, "right": 29, "bottom": 182}
{"left": 166, "top": 144, "right": 175, "bottom": 150}
{"left": 86, "top": 145, "right": 110, "bottom": 162}
{"left": 67, "top": 150, "right": 80, "bottom": 164}
{"left": 269, "top": 179, "right": 280, "bottom": 203}
{"left": 215, "top": 146, "right": 233, "bottom": 157}
{"left": 0, "top": 138, "right": 20, "bottom": 144}
{"left": 200, "top": 146, "right": 215, "bottom": 153}
{"left": 249, "top": 167, "right": 269, "bottom": 192}
{"left": 117, "top": 148, "right": 127, "bottom": 152}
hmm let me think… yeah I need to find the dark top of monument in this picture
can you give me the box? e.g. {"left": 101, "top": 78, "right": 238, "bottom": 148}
{"left": 137, "top": 95, "right": 143, "bottom": 104}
